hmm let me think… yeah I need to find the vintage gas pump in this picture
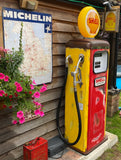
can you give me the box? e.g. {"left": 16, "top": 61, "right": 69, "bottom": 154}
{"left": 56, "top": 6, "right": 110, "bottom": 155}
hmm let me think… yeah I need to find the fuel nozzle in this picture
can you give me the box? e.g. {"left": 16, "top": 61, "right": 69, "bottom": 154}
{"left": 71, "top": 55, "right": 84, "bottom": 89}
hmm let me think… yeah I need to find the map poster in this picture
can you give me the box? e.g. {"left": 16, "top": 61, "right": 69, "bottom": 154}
{"left": 2, "top": 7, "right": 52, "bottom": 85}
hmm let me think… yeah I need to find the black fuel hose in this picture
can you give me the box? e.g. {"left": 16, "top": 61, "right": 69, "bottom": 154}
{"left": 56, "top": 66, "right": 82, "bottom": 145}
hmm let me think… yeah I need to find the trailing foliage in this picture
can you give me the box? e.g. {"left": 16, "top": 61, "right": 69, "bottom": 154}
{"left": 0, "top": 22, "right": 47, "bottom": 124}
{"left": 0, "top": 23, "right": 24, "bottom": 78}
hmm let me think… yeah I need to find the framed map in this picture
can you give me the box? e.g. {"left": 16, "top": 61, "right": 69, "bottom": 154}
{"left": 2, "top": 7, "right": 52, "bottom": 85}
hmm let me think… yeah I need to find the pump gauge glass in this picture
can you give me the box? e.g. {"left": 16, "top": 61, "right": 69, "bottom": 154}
{"left": 94, "top": 51, "right": 108, "bottom": 74}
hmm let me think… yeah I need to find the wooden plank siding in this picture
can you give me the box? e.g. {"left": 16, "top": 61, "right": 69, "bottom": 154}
{"left": 0, "top": 0, "right": 82, "bottom": 159}
{"left": 0, "top": 0, "right": 104, "bottom": 159}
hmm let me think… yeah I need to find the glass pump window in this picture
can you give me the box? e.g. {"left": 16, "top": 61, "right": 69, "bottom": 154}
{"left": 94, "top": 51, "right": 108, "bottom": 74}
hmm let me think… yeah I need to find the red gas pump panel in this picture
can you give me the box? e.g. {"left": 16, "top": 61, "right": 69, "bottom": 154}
{"left": 87, "top": 49, "right": 108, "bottom": 151}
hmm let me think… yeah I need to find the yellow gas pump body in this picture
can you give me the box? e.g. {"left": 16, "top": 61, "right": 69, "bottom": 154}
{"left": 65, "top": 47, "right": 90, "bottom": 152}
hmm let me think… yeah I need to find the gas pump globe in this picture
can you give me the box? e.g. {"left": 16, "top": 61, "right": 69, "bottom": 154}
{"left": 65, "top": 7, "right": 110, "bottom": 154}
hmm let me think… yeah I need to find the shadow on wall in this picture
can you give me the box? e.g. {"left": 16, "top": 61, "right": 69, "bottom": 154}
{"left": 0, "top": 109, "right": 23, "bottom": 160}
{"left": 0, "top": 108, "right": 20, "bottom": 160}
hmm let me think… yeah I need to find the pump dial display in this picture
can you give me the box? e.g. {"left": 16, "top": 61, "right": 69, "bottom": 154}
{"left": 94, "top": 51, "right": 108, "bottom": 74}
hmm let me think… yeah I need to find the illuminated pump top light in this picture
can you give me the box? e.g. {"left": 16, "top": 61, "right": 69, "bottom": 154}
{"left": 78, "top": 6, "right": 100, "bottom": 38}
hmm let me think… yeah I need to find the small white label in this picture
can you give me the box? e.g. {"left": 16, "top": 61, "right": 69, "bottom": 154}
{"left": 91, "top": 133, "right": 102, "bottom": 143}
{"left": 95, "top": 77, "right": 106, "bottom": 87}
{"left": 79, "top": 103, "right": 83, "bottom": 110}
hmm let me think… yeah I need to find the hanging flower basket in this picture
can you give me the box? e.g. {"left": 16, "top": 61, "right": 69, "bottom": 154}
{"left": 0, "top": 22, "right": 47, "bottom": 124}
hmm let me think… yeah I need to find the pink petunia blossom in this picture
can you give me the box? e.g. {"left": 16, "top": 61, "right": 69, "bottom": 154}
{"left": 19, "top": 117, "right": 25, "bottom": 124}
{"left": 29, "top": 91, "right": 32, "bottom": 94}
{"left": 14, "top": 81, "right": 21, "bottom": 86}
{"left": 0, "top": 73, "right": 5, "bottom": 80}
{"left": 9, "top": 106, "right": 12, "bottom": 109}
{"left": 14, "top": 92, "right": 18, "bottom": 97}
{"left": 32, "top": 95, "right": 34, "bottom": 99}
{"left": 34, "top": 109, "right": 40, "bottom": 115}
{"left": 30, "top": 84, "right": 34, "bottom": 90}
{"left": 32, "top": 80, "right": 36, "bottom": 85}
{"left": 9, "top": 95, "right": 13, "bottom": 99}
{"left": 3, "top": 49, "right": 10, "bottom": 53}
{"left": 37, "top": 102, "right": 42, "bottom": 106}
{"left": 0, "top": 90, "right": 5, "bottom": 96}
{"left": 5, "top": 93, "right": 8, "bottom": 97}
{"left": 33, "top": 100, "right": 36, "bottom": 104}
{"left": 12, "top": 120, "right": 18, "bottom": 124}
{"left": 39, "top": 111, "right": 45, "bottom": 117}
{"left": 3, "top": 104, "right": 7, "bottom": 108}
{"left": 35, "top": 101, "right": 39, "bottom": 106}
{"left": 17, "top": 111, "right": 24, "bottom": 119}
{"left": 43, "top": 84, "right": 47, "bottom": 87}
{"left": 4, "top": 75, "right": 9, "bottom": 82}
{"left": 33, "top": 92, "right": 40, "bottom": 98}
{"left": 40, "top": 86, "right": 47, "bottom": 93}
{"left": 16, "top": 86, "right": 23, "bottom": 92}
{"left": 34, "top": 101, "right": 41, "bottom": 106}
{"left": 33, "top": 100, "right": 41, "bottom": 106}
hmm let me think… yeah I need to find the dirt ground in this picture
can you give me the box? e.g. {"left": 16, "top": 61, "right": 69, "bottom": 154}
{"left": 97, "top": 144, "right": 121, "bottom": 160}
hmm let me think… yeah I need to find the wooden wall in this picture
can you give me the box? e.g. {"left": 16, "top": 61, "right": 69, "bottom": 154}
{"left": 0, "top": 0, "right": 83, "bottom": 159}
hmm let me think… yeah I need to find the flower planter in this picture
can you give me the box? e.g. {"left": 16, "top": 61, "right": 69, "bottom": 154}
{"left": 0, "top": 23, "right": 47, "bottom": 125}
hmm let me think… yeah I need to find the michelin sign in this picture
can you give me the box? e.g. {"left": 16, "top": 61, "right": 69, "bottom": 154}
{"left": 2, "top": 8, "right": 52, "bottom": 85}
{"left": 3, "top": 7, "right": 52, "bottom": 23}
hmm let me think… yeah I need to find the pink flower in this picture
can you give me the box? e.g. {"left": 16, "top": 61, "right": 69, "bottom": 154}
{"left": 39, "top": 111, "right": 44, "bottom": 117}
{"left": 16, "top": 86, "right": 23, "bottom": 92}
{"left": 33, "top": 92, "right": 40, "bottom": 98}
{"left": 14, "top": 93, "right": 18, "bottom": 97}
{"left": 29, "top": 91, "right": 32, "bottom": 94}
{"left": 14, "top": 82, "right": 21, "bottom": 86}
{"left": 3, "top": 104, "right": 7, "bottom": 108}
{"left": 35, "top": 101, "right": 39, "bottom": 106}
{"left": 40, "top": 86, "right": 47, "bottom": 93}
{"left": 37, "top": 102, "right": 41, "bottom": 106}
{"left": 12, "top": 120, "right": 18, "bottom": 124}
{"left": 9, "top": 106, "right": 12, "bottom": 109}
{"left": 34, "top": 109, "right": 40, "bottom": 115}
{"left": 30, "top": 84, "right": 34, "bottom": 90}
{"left": 33, "top": 101, "right": 41, "bottom": 106}
{"left": 43, "top": 84, "right": 47, "bottom": 87}
{"left": 32, "top": 96, "right": 35, "bottom": 100}
{"left": 19, "top": 117, "right": 25, "bottom": 124}
{"left": 3, "top": 49, "right": 10, "bottom": 53}
{"left": 5, "top": 93, "right": 8, "bottom": 97}
{"left": 0, "top": 90, "right": 5, "bottom": 96}
{"left": 32, "top": 80, "right": 36, "bottom": 85}
{"left": 4, "top": 75, "right": 9, "bottom": 82}
{"left": 0, "top": 73, "right": 5, "bottom": 80}
{"left": 33, "top": 100, "right": 36, "bottom": 104}
{"left": 9, "top": 95, "right": 13, "bottom": 99}
{"left": 17, "top": 111, "right": 24, "bottom": 119}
